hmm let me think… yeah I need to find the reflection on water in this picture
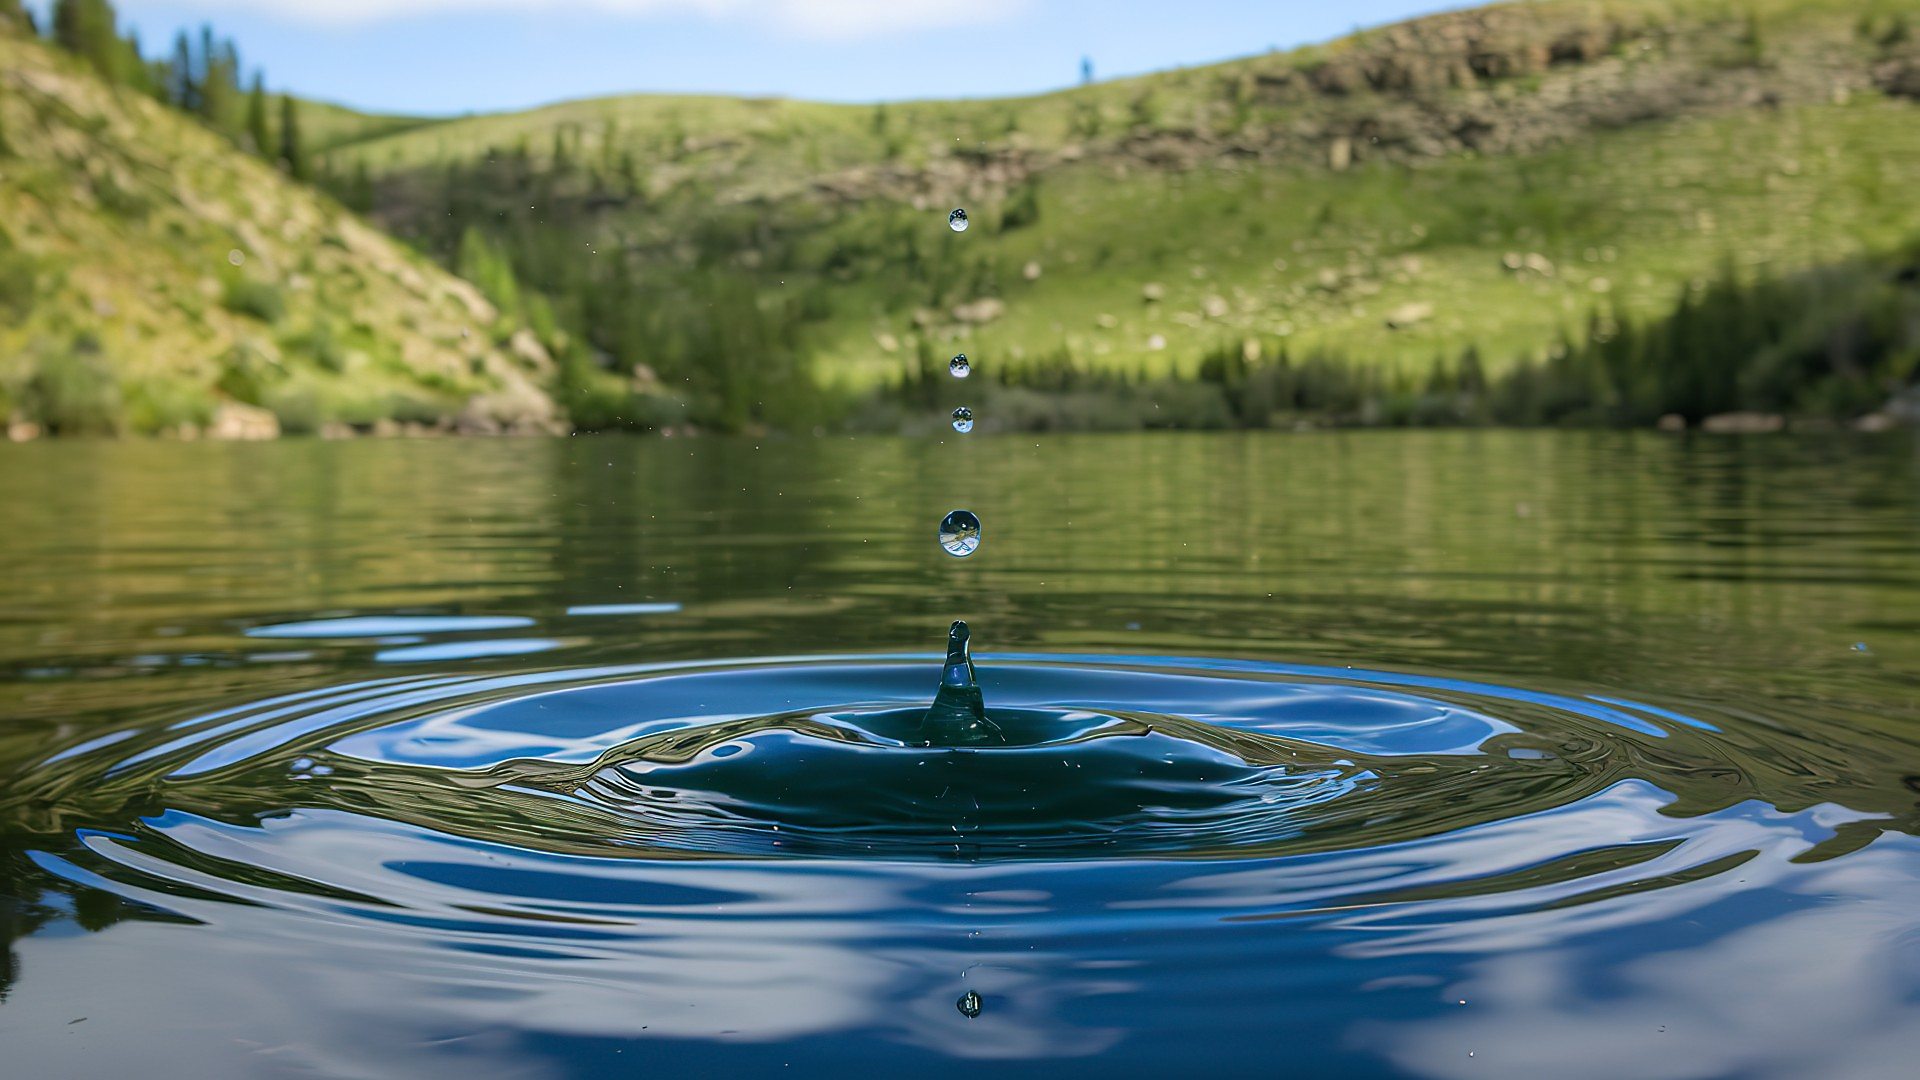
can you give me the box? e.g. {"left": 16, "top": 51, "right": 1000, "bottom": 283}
{"left": 1, "top": 431, "right": 1917, "bottom": 1078}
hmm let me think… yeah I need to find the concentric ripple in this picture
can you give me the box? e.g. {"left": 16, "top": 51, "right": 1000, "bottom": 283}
{"left": 12, "top": 650, "right": 1907, "bottom": 1066}
{"left": 18, "top": 652, "right": 1795, "bottom": 873}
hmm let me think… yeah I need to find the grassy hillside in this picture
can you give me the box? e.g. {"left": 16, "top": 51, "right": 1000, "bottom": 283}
{"left": 299, "top": 98, "right": 437, "bottom": 154}
{"left": 322, "top": 0, "right": 1920, "bottom": 424}
{"left": 0, "top": 28, "right": 557, "bottom": 438}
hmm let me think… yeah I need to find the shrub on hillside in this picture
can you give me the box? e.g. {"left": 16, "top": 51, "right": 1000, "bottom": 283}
{"left": 123, "top": 377, "right": 215, "bottom": 434}
{"left": 20, "top": 333, "right": 122, "bottom": 435}
{"left": 220, "top": 278, "right": 285, "bottom": 324}
{"left": 215, "top": 341, "right": 284, "bottom": 404}
{"left": 0, "top": 234, "right": 40, "bottom": 320}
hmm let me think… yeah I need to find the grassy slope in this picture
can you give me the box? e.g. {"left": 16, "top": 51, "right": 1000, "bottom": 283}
{"left": 333, "top": 0, "right": 1918, "bottom": 388}
{"left": 0, "top": 30, "right": 554, "bottom": 434}
{"left": 298, "top": 98, "right": 438, "bottom": 154}
{"left": 867, "top": 96, "right": 1920, "bottom": 385}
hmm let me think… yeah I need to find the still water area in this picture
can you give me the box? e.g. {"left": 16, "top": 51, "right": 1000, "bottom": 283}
{"left": 1, "top": 431, "right": 1917, "bottom": 1078}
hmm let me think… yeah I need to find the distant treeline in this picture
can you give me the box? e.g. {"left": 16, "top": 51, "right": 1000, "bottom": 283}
{"left": 331, "top": 124, "right": 1050, "bottom": 434}
{"left": 1, "top": 0, "right": 309, "bottom": 177}
{"left": 863, "top": 246, "right": 1920, "bottom": 432}
{"left": 342, "top": 136, "right": 828, "bottom": 433}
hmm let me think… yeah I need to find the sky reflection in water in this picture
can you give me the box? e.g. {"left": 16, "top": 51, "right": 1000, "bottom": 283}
{"left": 0, "top": 431, "right": 1917, "bottom": 1078}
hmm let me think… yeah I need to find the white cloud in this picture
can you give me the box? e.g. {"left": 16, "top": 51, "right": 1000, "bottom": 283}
{"left": 123, "top": 0, "right": 1026, "bottom": 39}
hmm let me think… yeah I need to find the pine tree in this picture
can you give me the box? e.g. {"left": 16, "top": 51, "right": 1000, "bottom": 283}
{"left": 120, "top": 29, "right": 153, "bottom": 95}
{"left": 198, "top": 27, "right": 238, "bottom": 130}
{"left": 349, "top": 160, "right": 374, "bottom": 214}
{"left": 52, "top": 0, "right": 122, "bottom": 81}
{"left": 278, "top": 95, "right": 309, "bottom": 181}
{"left": 245, "top": 73, "right": 270, "bottom": 155}
{"left": 168, "top": 31, "right": 196, "bottom": 111}
{"left": 457, "top": 226, "right": 520, "bottom": 314}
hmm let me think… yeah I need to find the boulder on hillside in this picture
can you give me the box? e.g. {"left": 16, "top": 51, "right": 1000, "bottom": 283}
{"left": 1385, "top": 302, "right": 1434, "bottom": 329}
{"left": 1701, "top": 412, "right": 1784, "bottom": 434}
{"left": 508, "top": 329, "right": 554, "bottom": 372}
{"left": 952, "top": 298, "right": 1006, "bottom": 324}
{"left": 457, "top": 381, "right": 565, "bottom": 436}
{"left": 1874, "top": 59, "right": 1920, "bottom": 101}
{"left": 208, "top": 402, "right": 280, "bottom": 441}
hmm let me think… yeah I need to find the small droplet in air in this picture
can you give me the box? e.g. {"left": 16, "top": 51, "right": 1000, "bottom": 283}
{"left": 949, "top": 208, "right": 969, "bottom": 232}
{"left": 227, "top": 249, "right": 245, "bottom": 267}
{"left": 951, "top": 406, "right": 974, "bottom": 433}
{"left": 956, "top": 990, "right": 983, "bottom": 1018}
{"left": 950, "top": 354, "right": 971, "bottom": 379}
{"left": 939, "top": 510, "right": 982, "bottom": 558}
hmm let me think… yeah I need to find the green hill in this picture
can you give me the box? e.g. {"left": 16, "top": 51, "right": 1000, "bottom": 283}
{"left": 299, "top": 98, "right": 437, "bottom": 154}
{"left": 320, "top": 0, "right": 1920, "bottom": 427}
{"left": 0, "top": 27, "right": 558, "bottom": 438}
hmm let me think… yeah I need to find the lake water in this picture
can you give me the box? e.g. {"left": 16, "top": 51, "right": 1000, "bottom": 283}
{"left": 2, "top": 431, "right": 1918, "bottom": 1078}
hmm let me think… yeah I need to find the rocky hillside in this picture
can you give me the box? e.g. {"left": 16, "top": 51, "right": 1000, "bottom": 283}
{"left": 342, "top": 0, "right": 1919, "bottom": 202}
{"left": 322, "top": 0, "right": 1920, "bottom": 405}
{"left": 0, "top": 28, "right": 559, "bottom": 439}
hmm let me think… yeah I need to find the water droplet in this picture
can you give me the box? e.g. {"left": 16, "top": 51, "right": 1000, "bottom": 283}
{"left": 227, "top": 249, "right": 245, "bottom": 267}
{"left": 956, "top": 990, "right": 983, "bottom": 1018}
{"left": 1852, "top": 642, "right": 1872, "bottom": 655}
{"left": 951, "top": 406, "right": 974, "bottom": 433}
{"left": 949, "top": 354, "right": 971, "bottom": 379}
{"left": 949, "top": 208, "right": 969, "bottom": 233}
{"left": 939, "top": 510, "right": 982, "bottom": 558}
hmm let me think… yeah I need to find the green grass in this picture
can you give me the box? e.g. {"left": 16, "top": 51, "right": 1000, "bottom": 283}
{"left": 7, "top": 0, "right": 1918, "bottom": 435}
{"left": 317, "top": 0, "right": 1920, "bottom": 409}
{"left": 806, "top": 96, "right": 1920, "bottom": 385}
{"left": 0, "top": 30, "right": 555, "bottom": 436}
{"left": 295, "top": 98, "right": 438, "bottom": 154}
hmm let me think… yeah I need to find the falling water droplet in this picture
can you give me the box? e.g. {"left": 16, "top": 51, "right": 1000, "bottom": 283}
{"left": 227, "top": 249, "right": 245, "bottom": 267}
{"left": 949, "top": 208, "right": 969, "bottom": 233}
{"left": 956, "top": 990, "right": 983, "bottom": 1018}
{"left": 938, "top": 510, "right": 982, "bottom": 558}
{"left": 950, "top": 354, "right": 971, "bottom": 379}
{"left": 951, "top": 406, "right": 974, "bottom": 433}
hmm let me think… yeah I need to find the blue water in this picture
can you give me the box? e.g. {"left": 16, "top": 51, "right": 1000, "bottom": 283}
{"left": 1, "top": 431, "right": 1918, "bottom": 1078}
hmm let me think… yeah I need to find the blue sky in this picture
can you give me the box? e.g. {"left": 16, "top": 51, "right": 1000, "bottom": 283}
{"left": 89, "top": 1, "right": 1460, "bottom": 116}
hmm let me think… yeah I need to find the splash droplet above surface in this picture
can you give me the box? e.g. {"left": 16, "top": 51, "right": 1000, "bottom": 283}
{"left": 951, "top": 406, "right": 974, "bottom": 433}
{"left": 957, "top": 990, "right": 983, "bottom": 1018}
{"left": 938, "top": 510, "right": 982, "bottom": 558}
{"left": 949, "top": 354, "right": 970, "bottom": 379}
{"left": 948, "top": 208, "right": 969, "bottom": 232}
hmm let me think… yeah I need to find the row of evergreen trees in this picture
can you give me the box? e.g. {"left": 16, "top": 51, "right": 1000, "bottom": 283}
{"left": 2, "top": 0, "right": 308, "bottom": 178}
{"left": 878, "top": 247, "right": 1920, "bottom": 432}
{"left": 336, "top": 136, "right": 825, "bottom": 433}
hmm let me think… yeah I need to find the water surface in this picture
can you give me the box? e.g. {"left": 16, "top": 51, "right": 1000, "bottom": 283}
{"left": 1, "top": 432, "right": 1917, "bottom": 1078}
